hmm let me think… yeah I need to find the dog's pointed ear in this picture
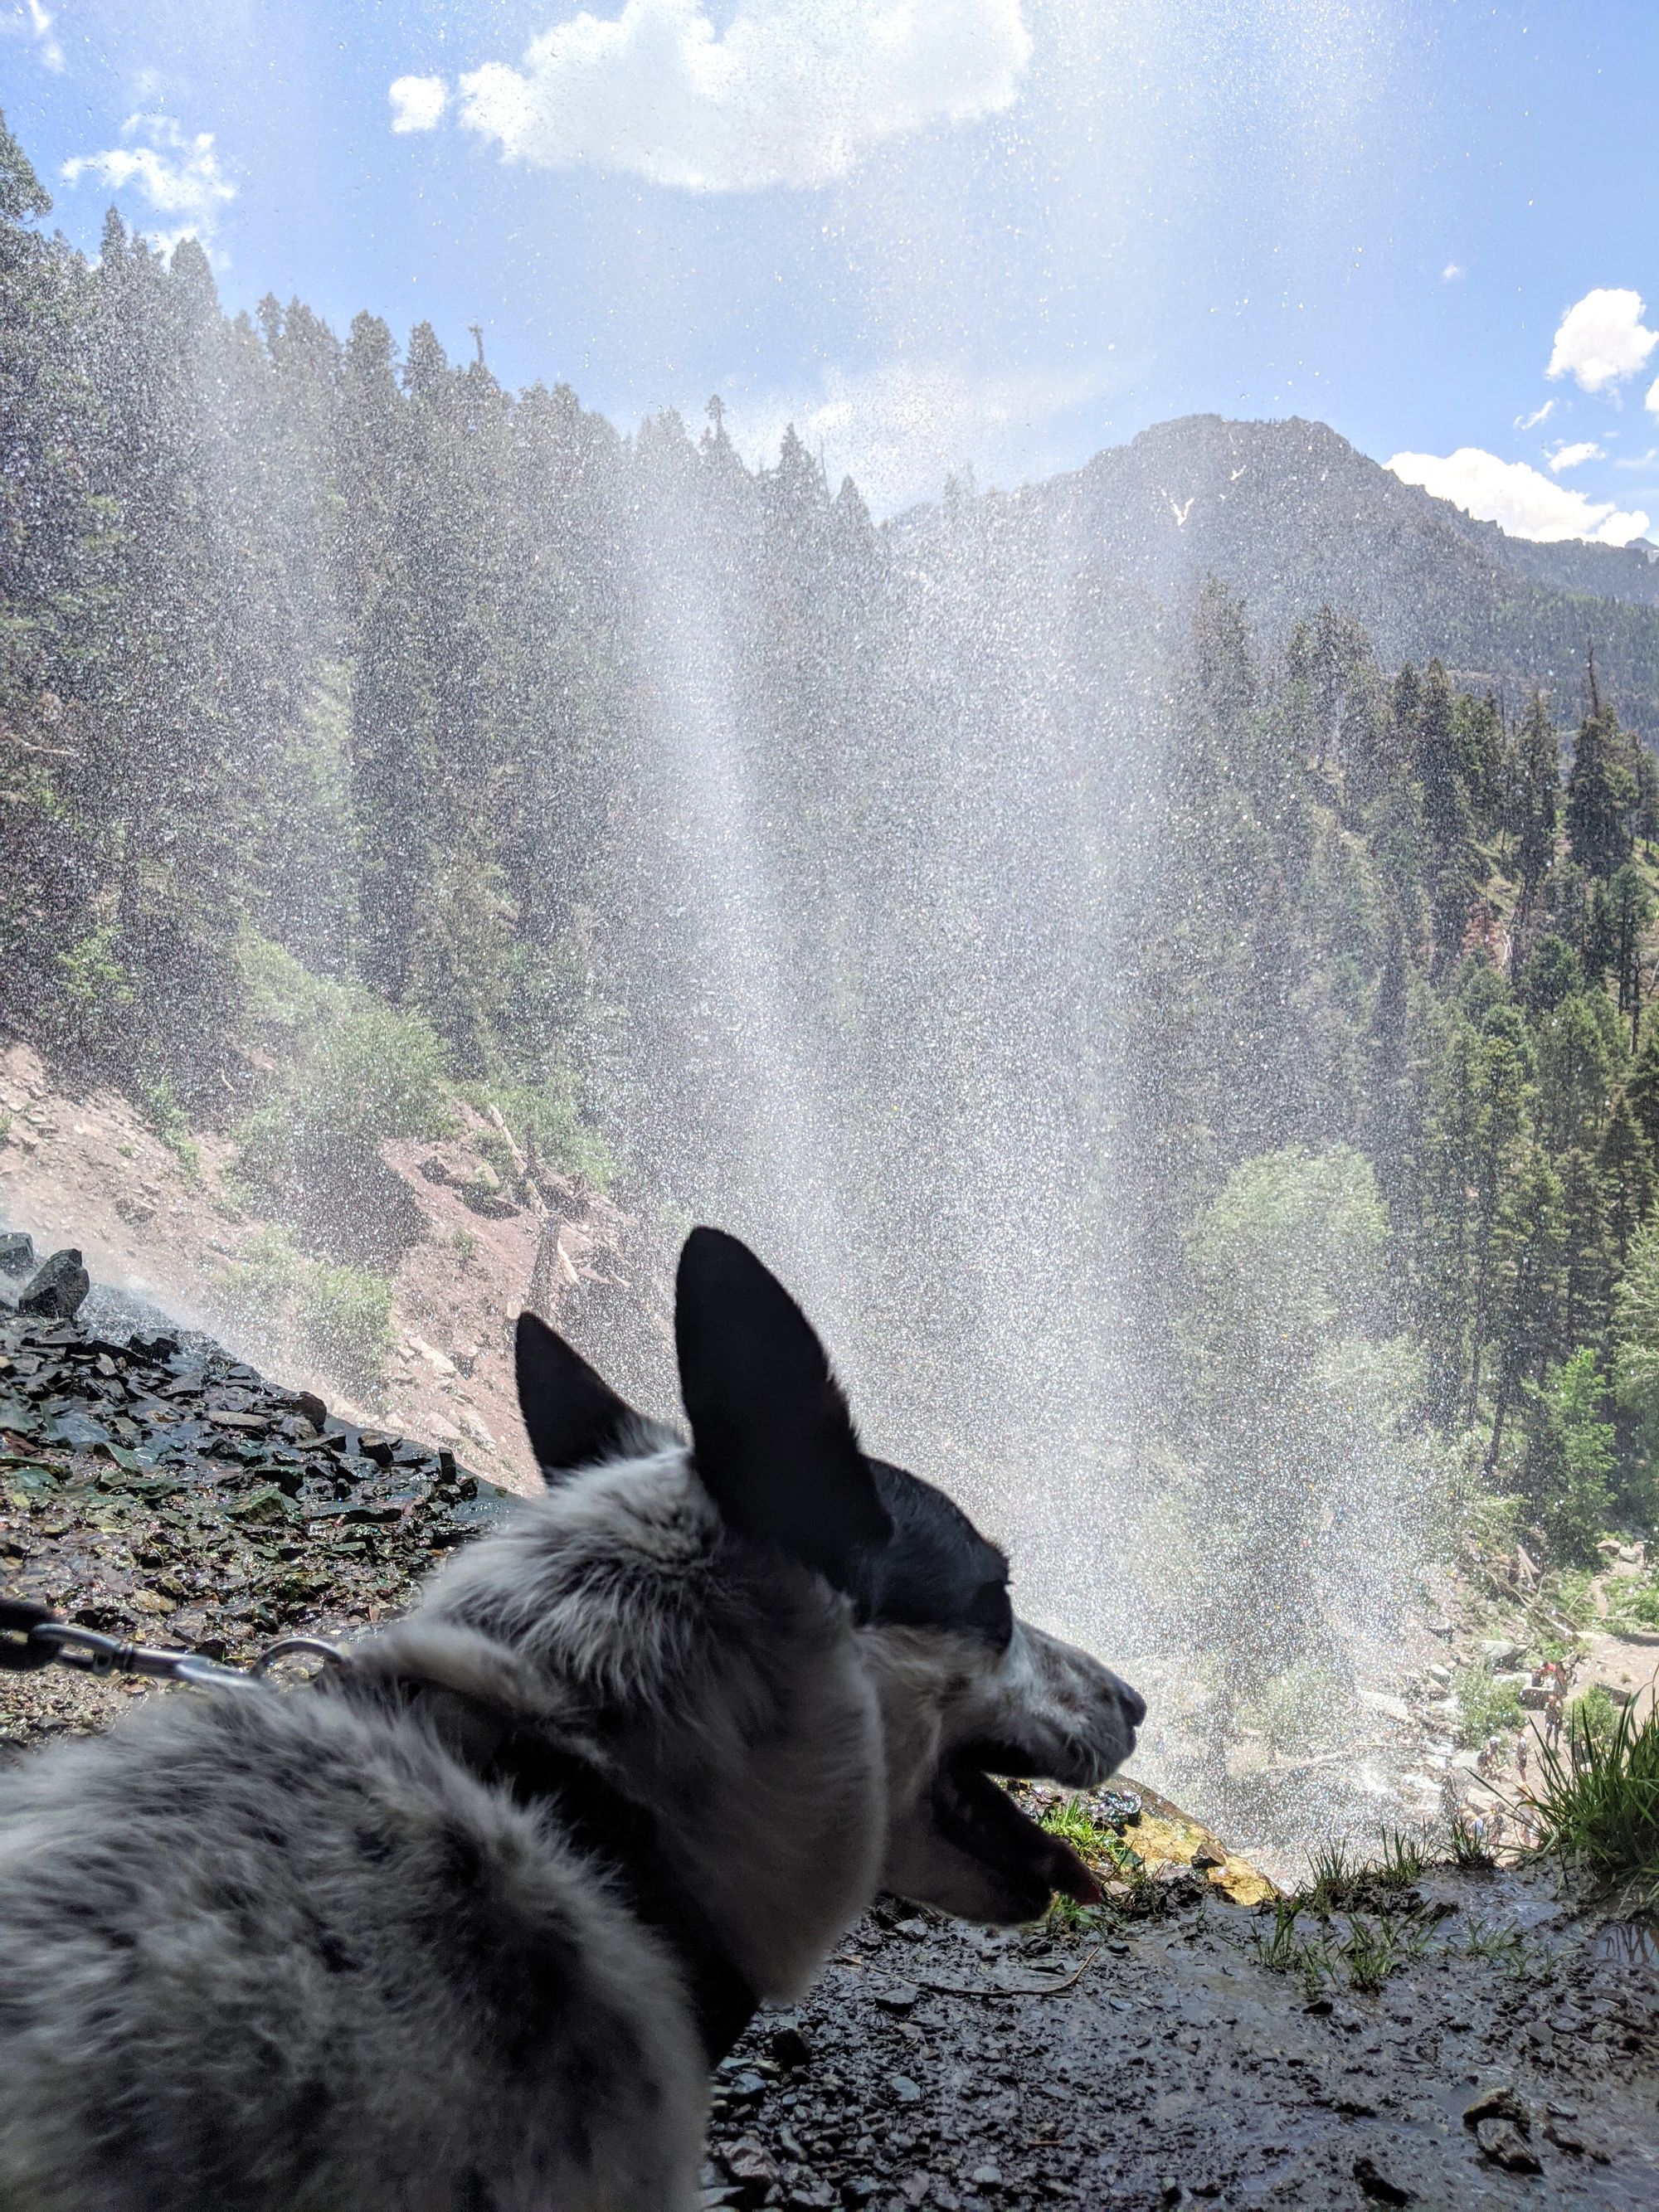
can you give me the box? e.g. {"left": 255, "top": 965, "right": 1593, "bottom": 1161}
{"left": 674, "top": 1228, "right": 891, "bottom": 1588}
{"left": 515, "top": 1310, "right": 640, "bottom": 1483}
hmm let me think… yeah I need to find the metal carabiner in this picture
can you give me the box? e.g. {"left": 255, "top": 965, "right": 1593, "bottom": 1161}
{"left": 26, "top": 1621, "right": 266, "bottom": 1692}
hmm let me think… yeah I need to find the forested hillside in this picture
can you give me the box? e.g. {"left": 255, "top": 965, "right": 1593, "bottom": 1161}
{"left": 5, "top": 100, "right": 1659, "bottom": 1640}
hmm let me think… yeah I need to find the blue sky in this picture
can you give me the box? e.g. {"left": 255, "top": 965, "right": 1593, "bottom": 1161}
{"left": 3, "top": 0, "right": 1657, "bottom": 533}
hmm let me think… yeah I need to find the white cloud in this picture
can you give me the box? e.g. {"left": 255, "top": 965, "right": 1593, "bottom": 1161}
{"left": 1649, "top": 374, "right": 1659, "bottom": 419}
{"left": 1515, "top": 400, "right": 1555, "bottom": 430}
{"left": 724, "top": 357, "right": 1106, "bottom": 514}
{"left": 390, "top": 75, "right": 448, "bottom": 133}
{"left": 1441, "top": 262, "right": 1464, "bottom": 282}
{"left": 1388, "top": 446, "right": 1650, "bottom": 548}
{"left": 1546, "top": 287, "right": 1658, "bottom": 393}
{"left": 455, "top": 0, "right": 1032, "bottom": 192}
{"left": 61, "top": 114, "right": 236, "bottom": 258}
{"left": 1547, "top": 440, "right": 1603, "bottom": 474}
{"left": 3, "top": 1, "right": 64, "bottom": 70}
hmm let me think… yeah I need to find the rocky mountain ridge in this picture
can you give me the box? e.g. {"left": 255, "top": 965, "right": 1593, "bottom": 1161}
{"left": 898, "top": 416, "right": 1659, "bottom": 734}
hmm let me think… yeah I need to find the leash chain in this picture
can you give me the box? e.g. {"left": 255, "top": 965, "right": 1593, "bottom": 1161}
{"left": 0, "top": 1597, "right": 345, "bottom": 1692}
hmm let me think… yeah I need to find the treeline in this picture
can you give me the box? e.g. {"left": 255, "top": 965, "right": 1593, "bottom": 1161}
{"left": 1, "top": 111, "right": 640, "bottom": 1087}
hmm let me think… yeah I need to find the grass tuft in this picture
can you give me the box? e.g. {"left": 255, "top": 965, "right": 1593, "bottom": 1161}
{"left": 1522, "top": 1694, "right": 1659, "bottom": 1912}
{"left": 1448, "top": 1810, "right": 1497, "bottom": 1869}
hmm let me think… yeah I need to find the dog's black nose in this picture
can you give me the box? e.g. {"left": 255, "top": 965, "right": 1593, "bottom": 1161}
{"left": 1117, "top": 1678, "right": 1147, "bottom": 1729}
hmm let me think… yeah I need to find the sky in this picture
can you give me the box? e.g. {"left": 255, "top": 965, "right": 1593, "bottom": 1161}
{"left": 3, "top": 0, "right": 1657, "bottom": 537}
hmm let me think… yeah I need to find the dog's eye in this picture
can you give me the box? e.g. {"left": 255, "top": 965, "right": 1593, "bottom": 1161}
{"left": 964, "top": 1578, "right": 1014, "bottom": 1646}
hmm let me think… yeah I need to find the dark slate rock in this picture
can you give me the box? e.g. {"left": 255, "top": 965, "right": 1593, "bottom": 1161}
{"left": 17, "top": 1249, "right": 91, "bottom": 1320}
{"left": 0, "top": 1232, "right": 36, "bottom": 1280}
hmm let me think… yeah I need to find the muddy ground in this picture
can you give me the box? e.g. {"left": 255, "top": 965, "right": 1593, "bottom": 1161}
{"left": 3, "top": 1302, "right": 1656, "bottom": 2211}
{"left": 704, "top": 1870, "right": 1657, "bottom": 2211}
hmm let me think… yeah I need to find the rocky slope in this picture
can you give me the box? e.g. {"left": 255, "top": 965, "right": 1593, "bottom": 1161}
{"left": 0, "top": 1038, "right": 671, "bottom": 1498}
{"left": 703, "top": 1861, "right": 1658, "bottom": 2211}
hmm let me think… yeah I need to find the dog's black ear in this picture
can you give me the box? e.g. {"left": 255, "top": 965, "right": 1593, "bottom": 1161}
{"left": 515, "top": 1310, "right": 640, "bottom": 1483}
{"left": 675, "top": 1228, "right": 891, "bottom": 1588}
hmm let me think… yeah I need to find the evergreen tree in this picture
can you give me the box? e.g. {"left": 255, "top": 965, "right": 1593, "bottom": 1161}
{"left": 1565, "top": 702, "right": 1633, "bottom": 878}
{"left": 1522, "top": 1349, "right": 1616, "bottom": 1566}
{"left": 1599, "top": 1090, "right": 1657, "bottom": 1267}
{"left": 1512, "top": 692, "right": 1559, "bottom": 921}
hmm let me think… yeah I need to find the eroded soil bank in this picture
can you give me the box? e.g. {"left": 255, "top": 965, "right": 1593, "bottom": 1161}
{"left": 2, "top": 1303, "right": 1656, "bottom": 2212}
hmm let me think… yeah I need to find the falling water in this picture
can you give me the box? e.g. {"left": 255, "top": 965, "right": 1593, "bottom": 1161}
{"left": 0, "top": 0, "right": 1452, "bottom": 1861}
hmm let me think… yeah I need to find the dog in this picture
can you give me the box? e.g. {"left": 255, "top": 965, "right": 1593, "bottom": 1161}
{"left": 0, "top": 1228, "right": 1143, "bottom": 2211}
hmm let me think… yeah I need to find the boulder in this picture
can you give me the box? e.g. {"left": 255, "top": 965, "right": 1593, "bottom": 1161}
{"left": 17, "top": 1247, "right": 90, "bottom": 1320}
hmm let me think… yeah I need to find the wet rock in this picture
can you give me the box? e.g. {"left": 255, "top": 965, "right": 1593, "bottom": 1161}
{"left": 1543, "top": 2117, "right": 1587, "bottom": 2155}
{"left": 888, "top": 2076, "right": 922, "bottom": 2105}
{"left": 1474, "top": 2119, "right": 1541, "bottom": 2173}
{"left": 721, "top": 2137, "right": 781, "bottom": 2203}
{"left": 1353, "top": 2153, "right": 1413, "bottom": 2203}
{"left": 296, "top": 1390, "right": 327, "bottom": 1430}
{"left": 1463, "top": 2086, "right": 1530, "bottom": 2132}
{"left": 873, "top": 1982, "right": 920, "bottom": 2012}
{"left": 17, "top": 1249, "right": 90, "bottom": 1320}
{"left": 0, "top": 1232, "right": 36, "bottom": 1280}
{"left": 769, "top": 2023, "right": 812, "bottom": 2070}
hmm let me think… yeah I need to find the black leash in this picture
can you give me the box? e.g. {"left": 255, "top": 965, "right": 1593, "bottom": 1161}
{"left": 1, "top": 1597, "right": 757, "bottom": 2063}
{"left": 0, "top": 1596, "right": 273, "bottom": 1689}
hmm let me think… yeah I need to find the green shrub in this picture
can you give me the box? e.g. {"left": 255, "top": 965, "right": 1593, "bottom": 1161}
{"left": 1245, "top": 1662, "right": 1351, "bottom": 1754}
{"left": 219, "top": 1227, "right": 394, "bottom": 1395}
{"left": 1566, "top": 1685, "right": 1623, "bottom": 1757}
{"left": 57, "top": 925, "right": 133, "bottom": 1022}
{"left": 1454, "top": 1664, "right": 1525, "bottom": 1748}
{"left": 471, "top": 1074, "right": 615, "bottom": 1193}
{"left": 1550, "top": 1566, "right": 1601, "bottom": 1628}
{"left": 1605, "top": 1577, "right": 1659, "bottom": 1632}
{"left": 232, "top": 937, "right": 454, "bottom": 1198}
{"left": 1462, "top": 1491, "right": 1525, "bottom": 1560}
{"left": 138, "top": 1075, "right": 201, "bottom": 1178}
{"left": 303, "top": 1262, "right": 395, "bottom": 1393}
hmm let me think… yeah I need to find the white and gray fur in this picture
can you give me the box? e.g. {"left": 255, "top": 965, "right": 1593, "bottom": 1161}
{"left": 0, "top": 1228, "right": 1141, "bottom": 2212}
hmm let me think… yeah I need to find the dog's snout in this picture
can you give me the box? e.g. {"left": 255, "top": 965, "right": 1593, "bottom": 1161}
{"left": 1114, "top": 1674, "right": 1147, "bottom": 1731}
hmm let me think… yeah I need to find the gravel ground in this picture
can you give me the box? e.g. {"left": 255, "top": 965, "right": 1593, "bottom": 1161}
{"left": 0, "top": 1298, "right": 512, "bottom": 1749}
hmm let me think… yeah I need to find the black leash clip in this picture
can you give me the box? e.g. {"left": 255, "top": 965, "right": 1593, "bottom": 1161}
{"left": 0, "top": 1598, "right": 265, "bottom": 1691}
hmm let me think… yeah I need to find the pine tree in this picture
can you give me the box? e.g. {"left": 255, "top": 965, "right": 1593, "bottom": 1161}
{"left": 1599, "top": 1091, "right": 1657, "bottom": 1267}
{"left": 1486, "top": 1146, "right": 1564, "bottom": 1474}
{"left": 1627, "top": 1022, "right": 1659, "bottom": 1160}
{"left": 1565, "top": 702, "right": 1633, "bottom": 878}
{"left": 1513, "top": 692, "right": 1559, "bottom": 921}
{"left": 1608, "top": 864, "right": 1652, "bottom": 1048}
{"left": 1557, "top": 1146, "right": 1614, "bottom": 1358}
